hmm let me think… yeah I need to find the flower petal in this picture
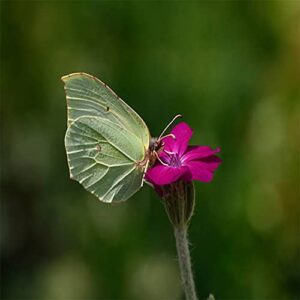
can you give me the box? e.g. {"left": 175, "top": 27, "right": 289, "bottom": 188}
{"left": 162, "top": 122, "right": 193, "bottom": 157}
{"left": 182, "top": 146, "right": 221, "bottom": 163}
{"left": 185, "top": 156, "right": 222, "bottom": 172}
{"left": 186, "top": 160, "right": 221, "bottom": 182}
{"left": 199, "top": 155, "right": 222, "bottom": 171}
{"left": 145, "top": 165, "right": 191, "bottom": 186}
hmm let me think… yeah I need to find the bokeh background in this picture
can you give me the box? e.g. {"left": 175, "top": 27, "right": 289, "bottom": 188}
{"left": 1, "top": 1, "right": 299, "bottom": 299}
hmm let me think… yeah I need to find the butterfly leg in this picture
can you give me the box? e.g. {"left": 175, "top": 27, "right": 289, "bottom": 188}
{"left": 141, "top": 159, "right": 150, "bottom": 187}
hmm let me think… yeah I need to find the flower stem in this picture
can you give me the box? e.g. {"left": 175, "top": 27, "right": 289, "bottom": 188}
{"left": 174, "top": 225, "right": 198, "bottom": 300}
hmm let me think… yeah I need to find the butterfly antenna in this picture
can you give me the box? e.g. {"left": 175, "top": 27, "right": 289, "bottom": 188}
{"left": 158, "top": 114, "right": 183, "bottom": 140}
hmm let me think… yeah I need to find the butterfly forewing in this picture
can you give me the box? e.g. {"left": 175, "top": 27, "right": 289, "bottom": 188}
{"left": 65, "top": 116, "right": 146, "bottom": 202}
{"left": 62, "top": 73, "right": 150, "bottom": 149}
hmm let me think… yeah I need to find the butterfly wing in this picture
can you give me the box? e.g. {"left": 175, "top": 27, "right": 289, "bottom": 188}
{"left": 62, "top": 72, "right": 150, "bottom": 148}
{"left": 62, "top": 73, "right": 150, "bottom": 202}
{"left": 65, "top": 116, "right": 146, "bottom": 202}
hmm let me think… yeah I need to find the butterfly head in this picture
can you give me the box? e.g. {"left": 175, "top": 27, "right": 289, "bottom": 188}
{"left": 138, "top": 115, "right": 183, "bottom": 170}
{"left": 147, "top": 115, "right": 183, "bottom": 167}
{"left": 149, "top": 137, "right": 164, "bottom": 153}
{"left": 147, "top": 137, "right": 163, "bottom": 166}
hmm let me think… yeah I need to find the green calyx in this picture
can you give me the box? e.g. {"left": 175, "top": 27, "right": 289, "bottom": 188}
{"left": 162, "top": 181, "right": 195, "bottom": 228}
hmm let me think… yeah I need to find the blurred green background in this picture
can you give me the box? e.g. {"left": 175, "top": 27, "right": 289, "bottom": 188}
{"left": 1, "top": 1, "right": 299, "bottom": 299}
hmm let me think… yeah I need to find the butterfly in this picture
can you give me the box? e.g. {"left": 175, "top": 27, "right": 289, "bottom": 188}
{"left": 62, "top": 73, "right": 181, "bottom": 203}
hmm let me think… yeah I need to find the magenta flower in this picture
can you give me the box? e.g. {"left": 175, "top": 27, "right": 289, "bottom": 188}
{"left": 146, "top": 122, "right": 221, "bottom": 186}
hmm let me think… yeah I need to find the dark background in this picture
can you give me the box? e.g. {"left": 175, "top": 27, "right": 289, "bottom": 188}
{"left": 1, "top": 1, "right": 299, "bottom": 299}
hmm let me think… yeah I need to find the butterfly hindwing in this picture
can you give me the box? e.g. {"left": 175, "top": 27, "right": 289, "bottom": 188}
{"left": 65, "top": 116, "right": 146, "bottom": 202}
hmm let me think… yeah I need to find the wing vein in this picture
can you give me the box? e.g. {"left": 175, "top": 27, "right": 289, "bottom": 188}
{"left": 101, "top": 166, "right": 136, "bottom": 201}
{"left": 84, "top": 168, "right": 109, "bottom": 189}
{"left": 76, "top": 120, "right": 137, "bottom": 162}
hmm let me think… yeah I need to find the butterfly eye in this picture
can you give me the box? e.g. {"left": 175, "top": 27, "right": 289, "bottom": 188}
{"left": 96, "top": 144, "right": 101, "bottom": 152}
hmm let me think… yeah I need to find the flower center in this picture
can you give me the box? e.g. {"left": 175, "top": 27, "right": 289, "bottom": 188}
{"left": 163, "top": 151, "right": 182, "bottom": 168}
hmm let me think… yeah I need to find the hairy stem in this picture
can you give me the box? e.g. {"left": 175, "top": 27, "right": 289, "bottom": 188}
{"left": 174, "top": 225, "right": 198, "bottom": 300}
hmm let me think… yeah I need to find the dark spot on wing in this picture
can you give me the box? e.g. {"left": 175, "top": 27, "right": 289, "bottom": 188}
{"left": 96, "top": 144, "right": 101, "bottom": 152}
{"left": 106, "top": 106, "right": 110, "bottom": 111}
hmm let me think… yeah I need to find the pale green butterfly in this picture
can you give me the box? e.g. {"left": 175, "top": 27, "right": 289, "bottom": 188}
{"left": 62, "top": 73, "right": 181, "bottom": 203}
